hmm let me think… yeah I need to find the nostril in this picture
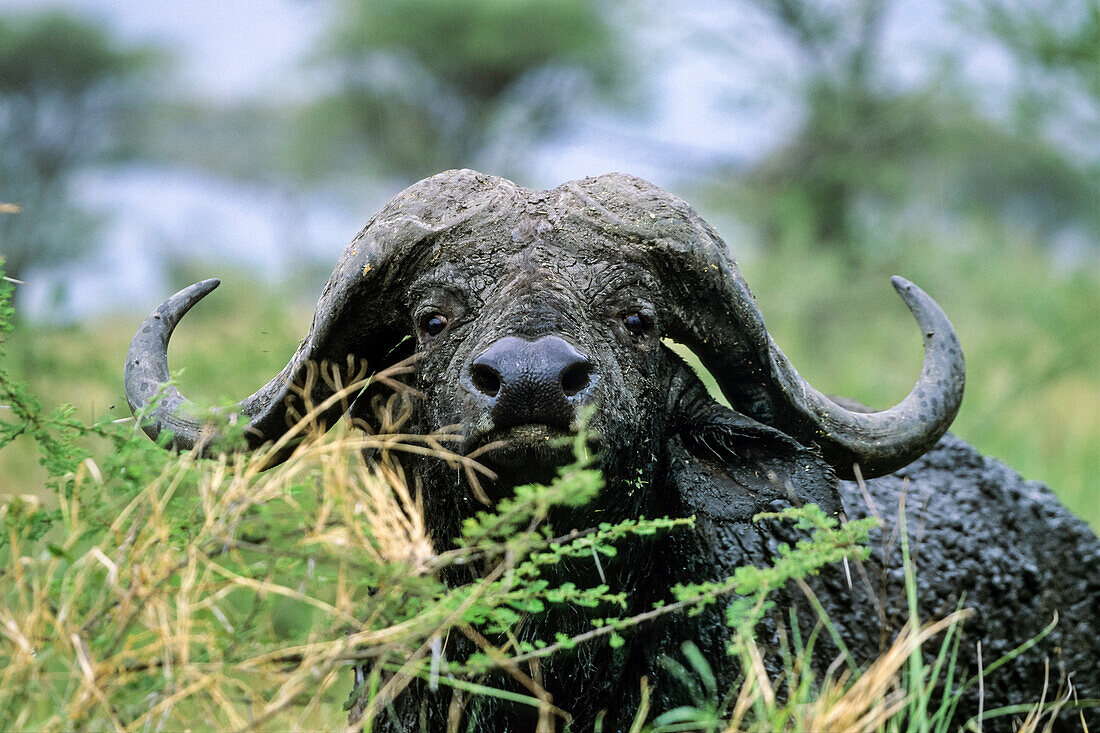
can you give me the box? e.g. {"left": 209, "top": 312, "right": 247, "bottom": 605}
{"left": 470, "top": 363, "right": 502, "bottom": 397}
{"left": 560, "top": 362, "right": 592, "bottom": 397}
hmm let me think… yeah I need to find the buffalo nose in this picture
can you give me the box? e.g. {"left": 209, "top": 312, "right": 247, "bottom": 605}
{"left": 467, "top": 335, "right": 594, "bottom": 428}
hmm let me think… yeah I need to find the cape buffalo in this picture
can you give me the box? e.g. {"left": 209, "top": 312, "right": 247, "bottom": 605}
{"left": 125, "top": 170, "right": 1099, "bottom": 730}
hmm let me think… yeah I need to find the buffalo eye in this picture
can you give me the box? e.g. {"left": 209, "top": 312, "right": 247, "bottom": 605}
{"left": 623, "top": 312, "right": 653, "bottom": 337}
{"left": 419, "top": 312, "right": 449, "bottom": 337}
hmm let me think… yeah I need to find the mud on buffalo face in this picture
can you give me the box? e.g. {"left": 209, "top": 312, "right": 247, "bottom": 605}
{"left": 407, "top": 244, "right": 668, "bottom": 489}
{"left": 124, "top": 168, "right": 964, "bottom": 502}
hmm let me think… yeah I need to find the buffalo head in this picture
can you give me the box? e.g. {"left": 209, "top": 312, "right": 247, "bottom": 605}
{"left": 126, "top": 170, "right": 964, "bottom": 535}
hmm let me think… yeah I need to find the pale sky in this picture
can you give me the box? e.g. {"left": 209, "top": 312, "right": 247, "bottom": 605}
{"left": 0, "top": 0, "right": 328, "bottom": 101}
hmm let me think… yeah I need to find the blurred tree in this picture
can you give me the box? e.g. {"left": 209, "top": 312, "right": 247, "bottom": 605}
{"left": 967, "top": 0, "right": 1098, "bottom": 159}
{"left": 301, "top": 0, "right": 632, "bottom": 180}
{"left": 973, "top": 0, "right": 1099, "bottom": 109}
{"left": 706, "top": 0, "right": 1098, "bottom": 257}
{"left": 0, "top": 12, "right": 157, "bottom": 283}
{"left": 733, "top": 0, "right": 907, "bottom": 247}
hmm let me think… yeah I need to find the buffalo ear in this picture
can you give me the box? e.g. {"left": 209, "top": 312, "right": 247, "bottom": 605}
{"left": 668, "top": 404, "right": 842, "bottom": 523}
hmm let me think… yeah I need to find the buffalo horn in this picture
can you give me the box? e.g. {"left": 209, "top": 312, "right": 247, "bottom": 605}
{"left": 665, "top": 228, "right": 965, "bottom": 479}
{"left": 124, "top": 169, "right": 517, "bottom": 459}
{"left": 560, "top": 173, "right": 965, "bottom": 480}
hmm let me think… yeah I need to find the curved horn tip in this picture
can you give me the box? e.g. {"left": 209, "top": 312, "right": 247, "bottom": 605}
{"left": 889, "top": 275, "right": 924, "bottom": 304}
{"left": 126, "top": 278, "right": 222, "bottom": 410}
{"left": 181, "top": 278, "right": 221, "bottom": 303}
{"left": 888, "top": 275, "right": 952, "bottom": 331}
{"left": 801, "top": 274, "right": 963, "bottom": 478}
{"left": 154, "top": 278, "right": 222, "bottom": 326}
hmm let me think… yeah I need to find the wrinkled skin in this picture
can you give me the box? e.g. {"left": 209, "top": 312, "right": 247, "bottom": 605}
{"left": 125, "top": 171, "right": 1098, "bottom": 731}
{"left": 408, "top": 244, "right": 667, "bottom": 485}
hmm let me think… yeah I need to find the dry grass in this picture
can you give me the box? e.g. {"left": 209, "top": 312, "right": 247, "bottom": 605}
{"left": 793, "top": 612, "right": 967, "bottom": 732}
{"left": 0, "top": 364, "right": 496, "bottom": 730}
{"left": 1, "top": 359, "right": 661, "bottom": 730}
